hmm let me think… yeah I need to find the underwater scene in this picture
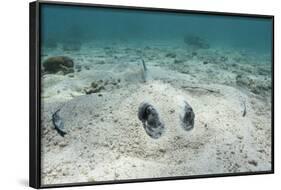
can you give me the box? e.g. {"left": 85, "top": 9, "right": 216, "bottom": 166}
{"left": 40, "top": 4, "right": 273, "bottom": 185}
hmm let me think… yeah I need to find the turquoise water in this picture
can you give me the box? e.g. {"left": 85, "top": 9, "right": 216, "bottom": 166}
{"left": 41, "top": 4, "right": 272, "bottom": 54}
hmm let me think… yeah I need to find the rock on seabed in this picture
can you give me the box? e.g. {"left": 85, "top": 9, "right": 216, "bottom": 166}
{"left": 43, "top": 56, "right": 74, "bottom": 75}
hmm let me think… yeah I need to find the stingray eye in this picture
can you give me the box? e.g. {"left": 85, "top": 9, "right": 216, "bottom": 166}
{"left": 145, "top": 106, "right": 152, "bottom": 114}
{"left": 183, "top": 112, "right": 192, "bottom": 123}
{"left": 179, "top": 100, "right": 195, "bottom": 131}
{"left": 185, "top": 112, "right": 191, "bottom": 120}
{"left": 138, "top": 102, "right": 151, "bottom": 121}
{"left": 137, "top": 102, "right": 165, "bottom": 139}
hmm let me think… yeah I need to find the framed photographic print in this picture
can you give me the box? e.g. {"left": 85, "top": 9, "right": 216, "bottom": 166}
{"left": 29, "top": 0, "right": 274, "bottom": 188}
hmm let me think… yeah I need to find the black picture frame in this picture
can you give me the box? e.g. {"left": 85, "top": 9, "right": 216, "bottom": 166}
{"left": 29, "top": 1, "right": 274, "bottom": 188}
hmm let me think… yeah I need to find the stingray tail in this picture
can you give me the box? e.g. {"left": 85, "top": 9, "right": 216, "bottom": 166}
{"left": 141, "top": 59, "right": 147, "bottom": 71}
{"left": 141, "top": 59, "right": 147, "bottom": 82}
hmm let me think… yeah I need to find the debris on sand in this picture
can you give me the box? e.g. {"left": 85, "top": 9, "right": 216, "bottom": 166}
{"left": 84, "top": 85, "right": 105, "bottom": 95}
{"left": 43, "top": 56, "right": 74, "bottom": 75}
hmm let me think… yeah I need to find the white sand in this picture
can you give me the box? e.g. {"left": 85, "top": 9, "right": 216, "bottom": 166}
{"left": 41, "top": 41, "right": 272, "bottom": 185}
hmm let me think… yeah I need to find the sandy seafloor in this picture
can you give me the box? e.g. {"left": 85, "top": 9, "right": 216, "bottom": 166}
{"left": 40, "top": 40, "right": 272, "bottom": 185}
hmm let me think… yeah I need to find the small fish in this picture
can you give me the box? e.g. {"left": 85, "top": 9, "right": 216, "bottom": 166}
{"left": 52, "top": 108, "right": 67, "bottom": 137}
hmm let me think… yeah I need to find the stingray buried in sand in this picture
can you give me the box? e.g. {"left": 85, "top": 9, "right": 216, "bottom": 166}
{"left": 39, "top": 4, "right": 273, "bottom": 186}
